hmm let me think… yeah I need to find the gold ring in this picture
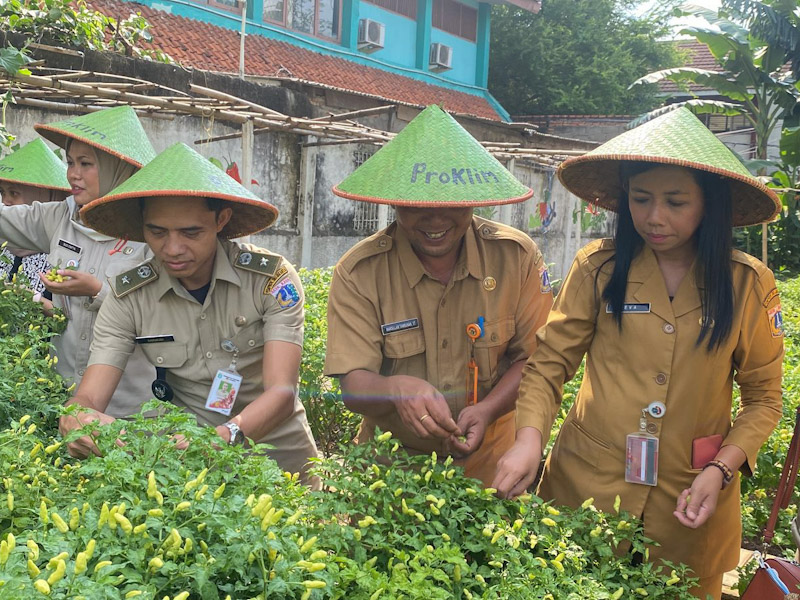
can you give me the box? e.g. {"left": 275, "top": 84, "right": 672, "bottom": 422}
{"left": 419, "top": 414, "right": 429, "bottom": 423}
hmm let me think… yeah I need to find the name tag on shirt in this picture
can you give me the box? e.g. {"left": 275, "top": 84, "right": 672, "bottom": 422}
{"left": 135, "top": 335, "right": 176, "bottom": 344}
{"left": 57, "top": 239, "right": 82, "bottom": 254}
{"left": 381, "top": 318, "right": 420, "bottom": 335}
{"left": 606, "top": 303, "right": 651, "bottom": 314}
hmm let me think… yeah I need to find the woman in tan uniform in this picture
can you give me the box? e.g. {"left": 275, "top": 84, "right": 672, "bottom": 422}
{"left": 0, "top": 106, "right": 157, "bottom": 417}
{"left": 492, "top": 108, "right": 784, "bottom": 599}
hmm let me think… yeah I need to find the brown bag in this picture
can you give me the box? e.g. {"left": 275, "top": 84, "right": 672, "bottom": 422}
{"left": 740, "top": 406, "right": 800, "bottom": 599}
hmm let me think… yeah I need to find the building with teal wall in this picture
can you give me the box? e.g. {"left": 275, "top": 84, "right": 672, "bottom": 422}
{"left": 129, "top": 0, "right": 539, "bottom": 120}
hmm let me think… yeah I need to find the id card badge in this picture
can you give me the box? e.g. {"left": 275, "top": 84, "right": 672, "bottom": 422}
{"left": 205, "top": 369, "right": 242, "bottom": 416}
{"left": 625, "top": 433, "right": 659, "bottom": 486}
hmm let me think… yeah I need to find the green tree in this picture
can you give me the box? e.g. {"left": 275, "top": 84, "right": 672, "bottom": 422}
{"left": 488, "top": 0, "right": 679, "bottom": 116}
{"left": 723, "top": 0, "right": 800, "bottom": 78}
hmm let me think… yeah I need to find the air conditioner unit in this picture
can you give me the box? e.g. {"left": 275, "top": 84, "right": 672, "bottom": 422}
{"left": 429, "top": 42, "right": 452, "bottom": 71}
{"left": 358, "top": 18, "right": 385, "bottom": 51}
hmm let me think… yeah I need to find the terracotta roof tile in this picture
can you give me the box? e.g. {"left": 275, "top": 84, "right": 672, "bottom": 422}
{"left": 88, "top": 0, "right": 503, "bottom": 120}
{"left": 659, "top": 40, "right": 721, "bottom": 94}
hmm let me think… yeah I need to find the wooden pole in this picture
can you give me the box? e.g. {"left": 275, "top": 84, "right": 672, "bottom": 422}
{"left": 239, "top": 0, "right": 247, "bottom": 80}
{"left": 241, "top": 119, "right": 254, "bottom": 192}
{"left": 310, "top": 105, "right": 396, "bottom": 122}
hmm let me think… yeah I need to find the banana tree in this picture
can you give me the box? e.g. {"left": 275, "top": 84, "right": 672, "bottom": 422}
{"left": 628, "top": 3, "right": 800, "bottom": 263}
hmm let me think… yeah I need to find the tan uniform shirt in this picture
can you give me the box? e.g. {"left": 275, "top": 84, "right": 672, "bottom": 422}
{"left": 326, "top": 216, "right": 553, "bottom": 485}
{"left": 88, "top": 239, "right": 319, "bottom": 477}
{"left": 517, "top": 239, "right": 784, "bottom": 578}
{"left": 0, "top": 198, "right": 153, "bottom": 417}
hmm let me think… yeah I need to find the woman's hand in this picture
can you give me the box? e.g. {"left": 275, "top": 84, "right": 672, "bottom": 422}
{"left": 39, "top": 270, "right": 102, "bottom": 297}
{"left": 673, "top": 467, "right": 723, "bottom": 528}
{"left": 492, "top": 427, "right": 543, "bottom": 499}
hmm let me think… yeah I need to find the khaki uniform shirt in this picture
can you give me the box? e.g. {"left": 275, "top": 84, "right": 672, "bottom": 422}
{"left": 88, "top": 239, "right": 319, "bottom": 478}
{"left": 0, "top": 198, "right": 153, "bottom": 417}
{"left": 325, "top": 217, "right": 553, "bottom": 485}
{"left": 517, "top": 239, "right": 784, "bottom": 578}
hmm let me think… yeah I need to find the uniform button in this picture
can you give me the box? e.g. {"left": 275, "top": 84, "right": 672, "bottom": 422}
{"left": 443, "top": 384, "right": 451, "bottom": 391}
{"left": 491, "top": 333, "right": 498, "bottom": 342}
{"left": 200, "top": 314, "right": 207, "bottom": 320}
{"left": 482, "top": 227, "right": 491, "bottom": 235}
{"left": 646, "top": 423, "right": 658, "bottom": 434}
{"left": 89, "top": 268, "right": 96, "bottom": 274}
{"left": 655, "top": 373, "right": 667, "bottom": 385}
{"left": 78, "top": 369, "right": 85, "bottom": 376}
{"left": 83, "top": 302, "right": 90, "bottom": 309}
{"left": 156, "top": 357, "right": 164, "bottom": 364}
{"left": 442, "top": 339, "right": 448, "bottom": 348}
{"left": 248, "top": 340, "right": 255, "bottom": 347}
{"left": 80, "top": 334, "right": 87, "bottom": 340}
{"left": 206, "top": 352, "right": 213, "bottom": 359}
{"left": 662, "top": 323, "right": 675, "bottom": 334}
{"left": 378, "top": 240, "right": 387, "bottom": 247}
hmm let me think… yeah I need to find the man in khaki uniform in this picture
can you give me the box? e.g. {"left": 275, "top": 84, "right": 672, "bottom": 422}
{"left": 325, "top": 105, "right": 553, "bottom": 486}
{"left": 59, "top": 143, "right": 318, "bottom": 480}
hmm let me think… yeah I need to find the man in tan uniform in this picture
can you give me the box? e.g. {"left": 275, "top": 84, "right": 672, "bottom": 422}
{"left": 59, "top": 143, "right": 318, "bottom": 480}
{"left": 325, "top": 106, "right": 553, "bottom": 485}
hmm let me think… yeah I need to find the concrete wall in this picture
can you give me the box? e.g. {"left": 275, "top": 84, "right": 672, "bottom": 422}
{"left": 6, "top": 99, "right": 603, "bottom": 283}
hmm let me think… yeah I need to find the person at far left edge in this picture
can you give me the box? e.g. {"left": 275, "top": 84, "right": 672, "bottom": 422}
{"left": 0, "top": 106, "right": 157, "bottom": 418}
{"left": 58, "top": 142, "right": 319, "bottom": 484}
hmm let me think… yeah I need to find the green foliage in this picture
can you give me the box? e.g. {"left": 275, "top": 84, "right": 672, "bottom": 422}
{"left": 0, "top": 270, "right": 701, "bottom": 598}
{"left": 631, "top": 3, "right": 799, "bottom": 161}
{"left": 0, "top": 261, "right": 68, "bottom": 433}
{"left": 488, "top": 0, "right": 680, "bottom": 115}
{"left": 737, "top": 274, "right": 800, "bottom": 554}
{"left": 722, "top": 0, "right": 800, "bottom": 79}
{"left": 0, "top": 411, "right": 701, "bottom": 598}
{"left": 0, "top": 0, "right": 172, "bottom": 62}
{"left": 311, "top": 435, "right": 696, "bottom": 599}
{"left": 298, "top": 267, "right": 360, "bottom": 457}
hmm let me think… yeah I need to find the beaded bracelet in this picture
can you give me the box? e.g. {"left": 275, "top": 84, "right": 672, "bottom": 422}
{"left": 704, "top": 459, "right": 734, "bottom": 489}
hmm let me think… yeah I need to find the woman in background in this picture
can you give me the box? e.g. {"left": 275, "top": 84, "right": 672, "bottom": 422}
{"left": 0, "top": 139, "right": 69, "bottom": 302}
{"left": 0, "top": 106, "right": 158, "bottom": 418}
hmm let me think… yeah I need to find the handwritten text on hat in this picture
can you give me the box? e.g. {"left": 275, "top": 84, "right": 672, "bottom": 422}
{"left": 410, "top": 163, "right": 500, "bottom": 185}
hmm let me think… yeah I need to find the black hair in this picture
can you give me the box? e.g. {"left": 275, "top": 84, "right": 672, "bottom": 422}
{"left": 601, "top": 161, "right": 733, "bottom": 351}
{"left": 205, "top": 197, "right": 224, "bottom": 215}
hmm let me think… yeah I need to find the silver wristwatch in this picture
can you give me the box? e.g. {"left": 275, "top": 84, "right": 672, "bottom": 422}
{"left": 223, "top": 421, "right": 245, "bottom": 445}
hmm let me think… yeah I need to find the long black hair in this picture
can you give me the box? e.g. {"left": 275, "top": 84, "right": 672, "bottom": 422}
{"left": 601, "top": 161, "right": 734, "bottom": 351}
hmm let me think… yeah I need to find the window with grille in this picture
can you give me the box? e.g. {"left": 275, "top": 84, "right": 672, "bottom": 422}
{"left": 432, "top": 0, "right": 477, "bottom": 42}
{"left": 351, "top": 148, "right": 394, "bottom": 233}
{"left": 363, "top": 0, "right": 417, "bottom": 19}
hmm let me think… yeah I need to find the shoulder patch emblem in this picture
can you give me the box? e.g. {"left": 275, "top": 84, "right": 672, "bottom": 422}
{"left": 263, "top": 265, "right": 289, "bottom": 295}
{"left": 111, "top": 262, "right": 158, "bottom": 299}
{"left": 768, "top": 303, "right": 784, "bottom": 337}
{"left": 270, "top": 278, "right": 301, "bottom": 309}
{"left": 235, "top": 250, "right": 280, "bottom": 277}
{"left": 762, "top": 287, "right": 779, "bottom": 308}
{"left": 539, "top": 264, "right": 552, "bottom": 294}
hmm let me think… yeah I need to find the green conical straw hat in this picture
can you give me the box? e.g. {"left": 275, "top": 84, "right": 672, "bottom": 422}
{"left": 35, "top": 105, "right": 156, "bottom": 168}
{"left": 333, "top": 105, "right": 532, "bottom": 206}
{"left": 81, "top": 142, "right": 278, "bottom": 241}
{"left": 557, "top": 107, "right": 780, "bottom": 227}
{"left": 0, "top": 139, "right": 69, "bottom": 191}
